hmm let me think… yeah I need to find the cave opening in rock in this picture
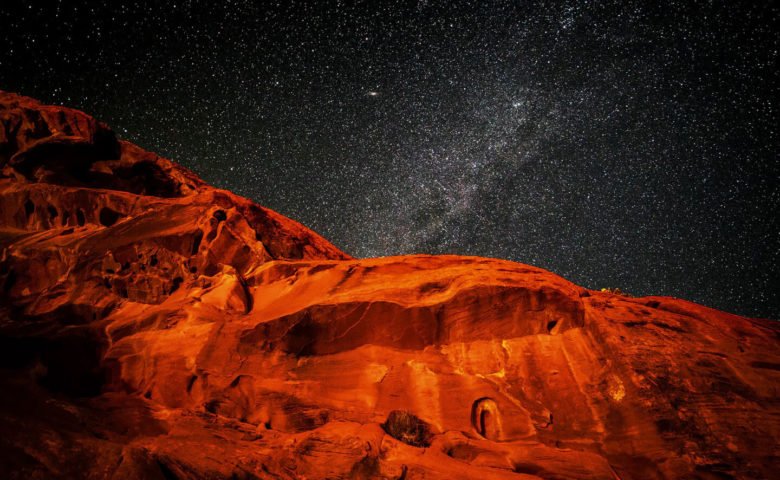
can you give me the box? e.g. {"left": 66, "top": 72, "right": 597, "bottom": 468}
{"left": 98, "top": 207, "right": 122, "bottom": 227}
{"left": 471, "top": 397, "right": 501, "bottom": 440}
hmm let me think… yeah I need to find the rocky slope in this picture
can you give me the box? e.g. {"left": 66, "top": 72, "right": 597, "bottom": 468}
{"left": 0, "top": 91, "right": 778, "bottom": 480}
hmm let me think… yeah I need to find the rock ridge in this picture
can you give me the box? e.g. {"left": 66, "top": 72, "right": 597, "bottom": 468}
{"left": 0, "top": 90, "right": 778, "bottom": 480}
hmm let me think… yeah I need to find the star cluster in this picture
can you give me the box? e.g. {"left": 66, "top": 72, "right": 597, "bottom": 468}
{"left": 1, "top": 1, "right": 777, "bottom": 318}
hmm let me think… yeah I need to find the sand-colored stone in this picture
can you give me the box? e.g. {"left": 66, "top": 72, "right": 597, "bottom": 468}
{"left": 1, "top": 91, "right": 778, "bottom": 479}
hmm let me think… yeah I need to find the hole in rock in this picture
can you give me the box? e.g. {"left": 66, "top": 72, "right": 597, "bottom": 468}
{"left": 229, "top": 375, "right": 247, "bottom": 388}
{"left": 24, "top": 199, "right": 35, "bottom": 218}
{"left": 213, "top": 209, "right": 227, "bottom": 222}
{"left": 202, "top": 264, "right": 219, "bottom": 276}
{"left": 186, "top": 375, "right": 197, "bottom": 393}
{"left": 170, "top": 277, "right": 183, "bottom": 293}
{"left": 514, "top": 464, "right": 544, "bottom": 475}
{"left": 546, "top": 320, "right": 558, "bottom": 333}
{"left": 150, "top": 254, "right": 158, "bottom": 266}
{"left": 47, "top": 205, "right": 58, "bottom": 220}
{"left": 750, "top": 361, "right": 780, "bottom": 371}
{"left": 191, "top": 229, "right": 203, "bottom": 255}
{"left": 472, "top": 397, "right": 501, "bottom": 441}
{"left": 398, "top": 465, "right": 408, "bottom": 480}
{"left": 382, "top": 410, "right": 432, "bottom": 447}
{"left": 76, "top": 209, "right": 86, "bottom": 226}
{"left": 98, "top": 207, "right": 122, "bottom": 227}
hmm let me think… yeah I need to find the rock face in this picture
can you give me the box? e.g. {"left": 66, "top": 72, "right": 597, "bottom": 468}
{"left": 0, "top": 91, "right": 778, "bottom": 480}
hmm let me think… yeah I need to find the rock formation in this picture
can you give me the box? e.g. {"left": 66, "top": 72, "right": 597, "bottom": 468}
{"left": 0, "top": 90, "right": 778, "bottom": 479}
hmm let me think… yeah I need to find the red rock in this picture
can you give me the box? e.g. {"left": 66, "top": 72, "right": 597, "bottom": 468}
{"left": 0, "top": 90, "right": 778, "bottom": 479}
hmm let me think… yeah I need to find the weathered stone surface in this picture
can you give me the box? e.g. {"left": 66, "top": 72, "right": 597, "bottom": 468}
{"left": 1, "top": 91, "right": 778, "bottom": 479}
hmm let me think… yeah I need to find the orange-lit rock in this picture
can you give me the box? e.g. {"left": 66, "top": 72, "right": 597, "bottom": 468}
{"left": 1, "top": 90, "right": 778, "bottom": 479}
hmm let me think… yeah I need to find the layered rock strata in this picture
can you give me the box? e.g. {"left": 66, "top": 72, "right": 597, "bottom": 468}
{"left": 1, "top": 91, "right": 778, "bottom": 480}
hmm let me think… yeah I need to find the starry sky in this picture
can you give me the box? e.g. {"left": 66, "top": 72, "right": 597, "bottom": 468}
{"left": 1, "top": 1, "right": 777, "bottom": 319}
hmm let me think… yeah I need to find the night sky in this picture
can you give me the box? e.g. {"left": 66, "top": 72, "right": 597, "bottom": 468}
{"left": 1, "top": 1, "right": 777, "bottom": 319}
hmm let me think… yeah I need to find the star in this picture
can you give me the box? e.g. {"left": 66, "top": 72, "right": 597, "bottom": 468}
{"left": 1, "top": 1, "right": 775, "bottom": 318}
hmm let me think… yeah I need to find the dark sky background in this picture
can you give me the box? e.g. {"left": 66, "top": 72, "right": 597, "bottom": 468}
{"left": 1, "top": 1, "right": 777, "bottom": 319}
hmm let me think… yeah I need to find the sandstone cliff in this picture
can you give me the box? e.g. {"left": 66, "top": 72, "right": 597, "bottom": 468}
{"left": 0, "top": 91, "right": 778, "bottom": 479}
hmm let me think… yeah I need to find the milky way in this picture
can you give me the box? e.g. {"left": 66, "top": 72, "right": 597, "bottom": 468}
{"left": 1, "top": 1, "right": 777, "bottom": 318}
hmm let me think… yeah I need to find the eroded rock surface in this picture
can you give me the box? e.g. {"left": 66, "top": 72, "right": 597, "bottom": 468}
{"left": 1, "top": 91, "right": 778, "bottom": 479}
